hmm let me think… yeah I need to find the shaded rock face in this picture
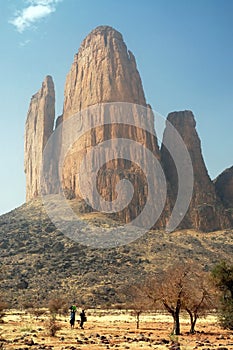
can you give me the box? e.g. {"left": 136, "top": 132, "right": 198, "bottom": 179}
{"left": 215, "top": 166, "right": 233, "bottom": 225}
{"left": 24, "top": 76, "right": 55, "bottom": 201}
{"left": 215, "top": 166, "right": 233, "bottom": 208}
{"left": 161, "top": 111, "right": 230, "bottom": 231}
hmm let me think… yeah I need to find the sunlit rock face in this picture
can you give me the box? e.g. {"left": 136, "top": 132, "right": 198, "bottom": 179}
{"left": 61, "top": 25, "right": 162, "bottom": 225}
{"left": 24, "top": 26, "right": 232, "bottom": 232}
{"left": 24, "top": 75, "right": 55, "bottom": 201}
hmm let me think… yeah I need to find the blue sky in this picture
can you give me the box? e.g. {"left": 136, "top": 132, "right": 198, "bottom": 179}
{"left": 0, "top": 0, "right": 232, "bottom": 215}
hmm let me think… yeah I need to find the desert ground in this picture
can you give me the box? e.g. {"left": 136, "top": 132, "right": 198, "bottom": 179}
{"left": 0, "top": 309, "right": 232, "bottom": 350}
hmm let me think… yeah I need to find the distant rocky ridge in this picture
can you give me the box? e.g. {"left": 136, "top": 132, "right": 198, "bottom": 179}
{"left": 24, "top": 25, "right": 232, "bottom": 232}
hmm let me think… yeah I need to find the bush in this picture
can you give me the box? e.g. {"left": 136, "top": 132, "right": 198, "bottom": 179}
{"left": 46, "top": 296, "right": 66, "bottom": 337}
{"left": 31, "top": 308, "right": 46, "bottom": 320}
{"left": 0, "top": 301, "right": 8, "bottom": 323}
{"left": 219, "top": 300, "right": 233, "bottom": 329}
{"left": 48, "top": 297, "right": 67, "bottom": 318}
{"left": 212, "top": 261, "right": 233, "bottom": 329}
{"left": 47, "top": 317, "right": 61, "bottom": 337}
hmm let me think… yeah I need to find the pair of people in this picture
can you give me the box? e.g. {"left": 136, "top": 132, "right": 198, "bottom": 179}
{"left": 69, "top": 304, "right": 86, "bottom": 329}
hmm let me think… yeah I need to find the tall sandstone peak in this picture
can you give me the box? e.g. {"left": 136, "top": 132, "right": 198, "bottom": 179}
{"left": 61, "top": 25, "right": 161, "bottom": 225}
{"left": 63, "top": 25, "right": 146, "bottom": 120}
{"left": 24, "top": 76, "right": 55, "bottom": 201}
{"left": 161, "top": 111, "right": 230, "bottom": 231}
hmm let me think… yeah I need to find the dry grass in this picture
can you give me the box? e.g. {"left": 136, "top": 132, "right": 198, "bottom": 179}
{"left": 0, "top": 309, "right": 233, "bottom": 349}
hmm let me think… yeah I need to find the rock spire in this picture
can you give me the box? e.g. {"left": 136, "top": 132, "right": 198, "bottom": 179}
{"left": 63, "top": 25, "right": 146, "bottom": 120}
{"left": 161, "top": 111, "right": 230, "bottom": 231}
{"left": 24, "top": 75, "right": 55, "bottom": 201}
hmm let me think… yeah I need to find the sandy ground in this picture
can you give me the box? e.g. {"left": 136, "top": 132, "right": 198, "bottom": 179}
{"left": 0, "top": 309, "right": 233, "bottom": 349}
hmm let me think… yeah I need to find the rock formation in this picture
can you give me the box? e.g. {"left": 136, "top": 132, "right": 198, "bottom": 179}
{"left": 215, "top": 166, "right": 233, "bottom": 208}
{"left": 24, "top": 26, "right": 232, "bottom": 232}
{"left": 61, "top": 26, "right": 162, "bottom": 225}
{"left": 24, "top": 75, "right": 55, "bottom": 201}
{"left": 215, "top": 166, "right": 233, "bottom": 225}
{"left": 63, "top": 26, "right": 147, "bottom": 119}
{"left": 161, "top": 111, "right": 230, "bottom": 231}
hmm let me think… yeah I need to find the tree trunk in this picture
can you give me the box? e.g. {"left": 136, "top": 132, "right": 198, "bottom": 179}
{"left": 186, "top": 308, "right": 197, "bottom": 334}
{"left": 190, "top": 317, "right": 197, "bottom": 334}
{"left": 163, "top": 301, "right": 181, "bottom": 335}
{"left": 172, "top": 310, "right": 180, "bottom": 335}
{"left": 136, "top": 312, "right": 140, "bottom": 329}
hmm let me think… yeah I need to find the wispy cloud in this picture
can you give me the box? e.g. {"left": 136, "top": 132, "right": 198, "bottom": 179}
{"left": 9, "top": 0, "right": 62, "bottom": 33}
{"left": 19, "top": 39, "right": 31, "bottom": 47}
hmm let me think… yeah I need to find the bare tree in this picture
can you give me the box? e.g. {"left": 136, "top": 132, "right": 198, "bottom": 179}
{"left": 182, "top": 269, "right": 215, "bottom": 333}
{"left": 122, "top": 282, "right": 152, "bottom": 329}
{"left": 123, "top": 262, "right": 216, "bottom": 335}
{"left": 157, "top": 263, "right": 192, "bottom": 335}
{"left": 158, "top": 262, "right": 217, "bottom": 335}
{"left": 143, "top": 276, "right": 160, "bottom": 308}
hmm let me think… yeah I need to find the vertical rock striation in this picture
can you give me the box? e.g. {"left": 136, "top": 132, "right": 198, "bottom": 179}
{"left": 24, "top": 76, "right": 55, "bottom": 201}
{"left": 63, "top": 25, "right": 146, "bottom": 120}
{"left": 60, "top": 26, "right": 162, "bottom": 225}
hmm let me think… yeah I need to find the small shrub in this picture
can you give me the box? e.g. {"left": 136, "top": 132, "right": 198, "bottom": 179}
{"left": 48, "top": 297, "right": 66, "bottom": 318}
{"left": 21, "top": 300, "right": 34, "bottom": 310}
{"left": 46, "top": 296, "right": 66, "bottom": 336}
{"left": 47, "top": 318, "right": 61, "bottom": 337}
{"left": 0, "top": 301, "right": 8, "bottom": 323}
{"left": 31, "top": 308, "right": 46, "bottom": 320}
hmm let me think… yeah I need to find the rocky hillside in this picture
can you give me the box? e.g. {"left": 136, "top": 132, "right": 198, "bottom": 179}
{"left": 0, "top": 199, "right": 232, "bottom": 308}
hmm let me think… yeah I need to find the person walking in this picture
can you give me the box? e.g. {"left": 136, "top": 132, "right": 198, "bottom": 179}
{"left": 79, "top": 309, "right": 86, "bottom": 329}
{"left": 69, "top": 304, "right": 77, "bottom": 328}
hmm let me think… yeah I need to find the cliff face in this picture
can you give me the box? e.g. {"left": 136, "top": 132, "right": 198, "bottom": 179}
{"left": 24, "top": 76, "right": 55, "bottom": 201}
{"left": 161, "top": 111, "right": 230, "bottom": 231}
{"left": 63, "top": 26, "right": 146, "bottom": 120}
{"left": 61, "top": 26, "right": 161, "bottom": 225}
{"left": 24, "top": 26, "right": 232, "bottom": 232}
{"left": 215, "top": 166, "right": 233, "bottom": 225}
{"left": 215, "top": 166, "right": 233, "bottom": 208}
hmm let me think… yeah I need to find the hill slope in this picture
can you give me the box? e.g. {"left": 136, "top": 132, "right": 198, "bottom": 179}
{"left": 0, "top": 199, "right": 232, "bottom": 308}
